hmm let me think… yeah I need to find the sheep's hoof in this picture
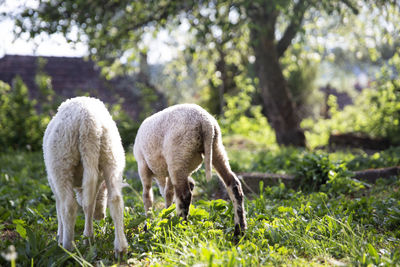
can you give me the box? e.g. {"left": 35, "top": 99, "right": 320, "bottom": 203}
{"left": 143, "top": 222, "right": 148, "bottom": 232}
{"left": 114, "top": 250, "right": 125, "bottom": 260}
{"left": 114, "top": 241, "right": 128, "bottom": 259}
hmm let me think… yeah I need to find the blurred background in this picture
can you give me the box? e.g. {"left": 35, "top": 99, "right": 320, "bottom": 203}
{"left": 0, "top": 0, "right": 399, "bottom": 151}
{"left": 2, "top": 2, "right": 400, "bottom": 265}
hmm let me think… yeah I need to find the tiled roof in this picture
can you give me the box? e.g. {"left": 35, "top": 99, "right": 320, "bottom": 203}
{"left": 0, "top": 55, "right": 165, "bottom": 119}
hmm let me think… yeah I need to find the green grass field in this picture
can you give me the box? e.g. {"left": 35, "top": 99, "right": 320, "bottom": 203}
{"left": 1, "top": 148, "right": 400, "bottom": 266}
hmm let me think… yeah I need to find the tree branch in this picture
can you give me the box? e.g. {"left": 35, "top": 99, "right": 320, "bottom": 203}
{"left": 276, "top": 0, "right": 308, "bottom": 58}
{"left": 125, "top": 1, "right": 195, "bottom": 33}
{"left": 340, "top": 0, "right": 359, "bottom": 14}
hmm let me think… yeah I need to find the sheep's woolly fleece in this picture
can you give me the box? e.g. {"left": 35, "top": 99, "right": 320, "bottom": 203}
{"left": 43, "top": 96, "right": 128, "bottom": 255}
{"left": 134, "top": 103, "right": 247, "bottom": 235}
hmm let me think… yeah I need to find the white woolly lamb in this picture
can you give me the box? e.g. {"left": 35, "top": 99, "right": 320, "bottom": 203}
{"left": 43, "top": 96, "right": 128, "bottom": 256}
{"left": 133, "top": 104, "right": 247, "bottom": 235}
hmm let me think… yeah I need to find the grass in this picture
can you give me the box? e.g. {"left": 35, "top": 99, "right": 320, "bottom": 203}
{"left": 1, "top": 148, "right": 400, "bottom": 266}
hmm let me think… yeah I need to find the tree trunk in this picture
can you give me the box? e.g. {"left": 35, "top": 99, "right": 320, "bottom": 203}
{"left": 250, "top": 16, "right": 306, "bottom": 147}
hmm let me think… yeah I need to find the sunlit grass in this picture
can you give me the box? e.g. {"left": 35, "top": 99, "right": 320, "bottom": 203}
{"left": 1, "top": 149, "right": 400, "bottom": 266}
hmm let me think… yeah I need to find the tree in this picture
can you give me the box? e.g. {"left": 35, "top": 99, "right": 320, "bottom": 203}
{"left": 13, "top": 0, "right": 385, "bottom": 146}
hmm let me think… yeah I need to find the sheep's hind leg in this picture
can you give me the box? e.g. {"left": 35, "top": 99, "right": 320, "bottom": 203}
{"left": 81, "top": 165, "right": 100, "bottom": 245}
{"left": 51, "top": 165, "right": 78, "bottom": 250}
{"left": 48, "top": 178, "right": 65, "bottom": 243}
{"left": 164, "top": 177, "right": 174, "bottom": 209}
{"left": 212, "top": 147, "right": 247, "bottom": 236}
{"left": 55, "top": 196, "right": 64, "bottom": 243}
{"left": 104, "top": 172, "right": 128, "bottom": 257}
{"left": 59, "top": 186, "right": 78, "bottom": 251}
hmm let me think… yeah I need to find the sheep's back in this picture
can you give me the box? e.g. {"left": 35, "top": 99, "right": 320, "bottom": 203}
{"left": 43, "top": 97, "right": 124, "bottom": 173}
{"left": 134, "top": 104, "right": 214, "bottom": 176}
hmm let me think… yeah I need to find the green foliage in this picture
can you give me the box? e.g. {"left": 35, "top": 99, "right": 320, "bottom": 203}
{"left": 296, "top": 153, "right": 365, "bottom": 195}
{"left": 0, "top": 59, "right": 64, "bottom": 151}
{"left": 303, "top": 52, "right": 400, "bottom": 148}
{"left": 108, "top": 102, "right": 140, "bottom": 150}
{"left": 1, "top": 149, "right": 400, "bottom": 266}
{"left": 0, "top": 71, "right": 138, "bottom": 151}
{"left": 228, "top": 147, "right": 367, "bottom": 195}
{"left": 228, "top": 146, "right": 400, "bottom": 177}
{"left": 110, "top": 81, "right": 163, "bottom": 149}
{"left": 250, "top": 182, "right": 400, "bottom": 265}
{"left": 346, "top": 147, "right": 400, "bottom": 170}
{"left": 227, "top": 147, "right": 302, "bottom": 174}
{"left": 360, "top": 54, "right": 400, "bottom": 142}
{"left": 282, "top": 44, "right": 321, "bottom": 119}
{"left": 136, "top": 82, "right": 161, "bottom": 121}
{"left": 0, "top": 77, "right": 43, "bottom": 151}
{"left": 296, "top": 153, "right": 340, "bottom": 191}
{"left": 219, "top": 75, "right": 277, "bottom": 147}
{"left": 35, "top": 58, "right": 61, "bottom": 118}
{"left": 12, "top": 0, "right": 372, "bottom": 148}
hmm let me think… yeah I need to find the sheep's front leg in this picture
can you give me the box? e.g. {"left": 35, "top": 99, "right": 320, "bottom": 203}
{"left": 170, "top": 172, "right": 193, "bottom": 220}
{"left": 174, "top": 187, "right": 192, "bottom": 220}
{"left": 222, "top": 175, "right": 246, "bottom": 236}
{"left": 94, "top": 181, "right": 108, "bottom": 220}
{"left": 228, "top": 177, "right": 246, "bottom": 236}
{"left": 213, "top": 153, "right": 247, "bottom": 236}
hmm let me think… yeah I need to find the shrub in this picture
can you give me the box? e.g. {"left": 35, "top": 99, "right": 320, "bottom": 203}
{"left": 108, "top": 102, "right": 140, "bottom": 149}
{"left": 0, "top": 77, "right": 43, "bottom": 151}
{"left": 302, "top": 52, "right": 400, "bottom": 148}
{"left": 296, "top": 153, "right": 364, "bottom": 195}
{"left": 219, "top": 75, "right": 277, "bottom": 147}
{"left": 0, "top": 71, "right": 140, "bottom": 151}
{"left": 282, "top": 44, "right": 321, "bottom": 119}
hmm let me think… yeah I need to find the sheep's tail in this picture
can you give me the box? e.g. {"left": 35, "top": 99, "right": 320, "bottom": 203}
{"left": 202, "top": 120, "right": 214, "bottom": 182}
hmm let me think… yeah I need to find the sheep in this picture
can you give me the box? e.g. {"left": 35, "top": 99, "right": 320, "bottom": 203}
{"left": 133, "top": 103, "right": 247, "bottom": 235}
{"left": 43, "top": 96, "right": 128, "bottom": 256}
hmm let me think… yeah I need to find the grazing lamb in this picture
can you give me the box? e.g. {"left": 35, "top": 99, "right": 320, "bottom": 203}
{"left": 43, "top": 96, "right": 128, "bottom": 256}
{"left": 133, "top": 104, "right": 247, "bottom": 235}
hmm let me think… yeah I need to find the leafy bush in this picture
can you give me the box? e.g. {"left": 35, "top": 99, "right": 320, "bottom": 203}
{"left": 228, "top": 146, "right": 400, "bottom": 176}
{"left": 227, "top": 147, "right": 302, "bottom": 174}
{"left": 0, "top": 72, "right": 139, "bottom": 151}
{"left": 302, "top": 52, "right": 400, "bottom": 148}
{"left": 108, "top": 102, "right": 140, "bottom": 150}
{"left": 282, "top": 43, "right": 321, "bottom": 119}
{"left": 219, "top": 75, "right": 277, "bottom": 147}
{"left": 346, "top": 147, "right": 400, "bottom": 170}
{"left": 0, "top": 77, "right": 43, "bottom": 151}
{"left": 296, "top": 153, "right": 365, "bottom": 194}
{"left": 34, "top": 58, "right": 60, "bottom": 118}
